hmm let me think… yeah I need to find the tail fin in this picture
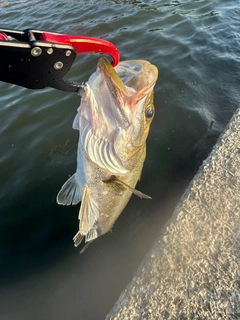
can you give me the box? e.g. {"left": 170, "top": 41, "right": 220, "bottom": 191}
{"left": 57, "top": 174, "right": 83, "bottom": 205}
{"left": 73, "top": 231, "right": 84, "bottom": 247}
{"left": 72, "top": 228, "right": 98, "bottom": 248}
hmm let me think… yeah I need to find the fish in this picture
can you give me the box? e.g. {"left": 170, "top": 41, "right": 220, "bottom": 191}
{"left": 57, "top": 57, "right": 158, "bottom": 249}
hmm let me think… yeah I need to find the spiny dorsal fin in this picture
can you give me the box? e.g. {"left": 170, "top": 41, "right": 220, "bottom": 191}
{"left": 103, "top": 176, "right": 152, "bottom": 199}
{"left": 57, "top": 174, "right": 83, "bottom": 205}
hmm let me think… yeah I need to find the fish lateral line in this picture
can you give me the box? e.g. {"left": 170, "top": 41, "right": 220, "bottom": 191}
{"left": 102, "top": 175, "right": 152, "bottom": 199}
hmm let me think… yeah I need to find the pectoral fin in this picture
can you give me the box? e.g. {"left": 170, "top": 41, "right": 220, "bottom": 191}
{"left": 103, "top": 176, "right": 151, "bottom": 199}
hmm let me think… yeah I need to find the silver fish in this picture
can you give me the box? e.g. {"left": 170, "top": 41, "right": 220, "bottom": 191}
{"left": 57, "top": 57, "right": 158, "bottom": 249}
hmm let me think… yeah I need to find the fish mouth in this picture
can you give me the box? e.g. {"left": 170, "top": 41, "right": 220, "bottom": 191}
{"left": 97, "top": 57, "right": 130, "bottom": 99}
{"left": 96, "top": 57, "right": 132, "bottom": 122}
{"left": 96, "top": 57, "right": 158, "bottom": 120}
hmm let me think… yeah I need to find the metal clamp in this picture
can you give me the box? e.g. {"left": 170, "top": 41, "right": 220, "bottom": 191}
{"left": 0, "top": 28, "right": 120, "bottom": 92}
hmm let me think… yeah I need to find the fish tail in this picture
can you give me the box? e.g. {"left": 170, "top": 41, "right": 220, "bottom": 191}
{"left": 73, "top": 229, "right": 98, "bottom": 250}
{"left": 57, "top": 174, "right": 83, "bottom": 205}
{"left": 73, "top": 231, "right": 84, "bottom": 247}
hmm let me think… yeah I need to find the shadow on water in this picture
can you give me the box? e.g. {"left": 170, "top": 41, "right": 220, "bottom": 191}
{"left": 0, "top": 0, "right": 240, "bottom": 319}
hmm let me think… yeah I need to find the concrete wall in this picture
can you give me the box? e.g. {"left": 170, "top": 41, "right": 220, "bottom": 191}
{"left": 106, "top": 108, "right": 240, "bottom": 320}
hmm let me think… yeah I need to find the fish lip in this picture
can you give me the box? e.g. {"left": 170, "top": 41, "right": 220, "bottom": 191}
{"left": 97, "top": 57, "right": 137, "bottom": 123}
{"left": 96, "top": 57, "right": 129, "bottom": 96}
{"left": 97, "top": 57, "right": 158, "bottom": 106}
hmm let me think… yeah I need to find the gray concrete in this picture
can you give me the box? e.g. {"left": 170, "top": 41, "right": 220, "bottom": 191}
{"left": 106, "top": 108, "right": 240, "bottom": 320}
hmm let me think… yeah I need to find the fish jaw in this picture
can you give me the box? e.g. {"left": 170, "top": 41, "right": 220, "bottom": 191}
{"left": 97, "top": 57, "right": 158, "bottom": 113}
{"left": 96, "top": 57, "right": 135, "bottom": 123}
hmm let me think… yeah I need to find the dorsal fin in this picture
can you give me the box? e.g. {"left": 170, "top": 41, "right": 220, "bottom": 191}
{"left": 57, "top": 174, "right": 83, "bottom": 205}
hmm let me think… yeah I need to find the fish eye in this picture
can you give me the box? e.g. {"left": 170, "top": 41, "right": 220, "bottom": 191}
{"left": 145, "top": 105, "right": 154, "bottom": 119}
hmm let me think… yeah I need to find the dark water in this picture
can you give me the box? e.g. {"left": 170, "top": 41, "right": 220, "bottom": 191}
{"left": 1, "top": 1, "right": 240, "bottom": 319}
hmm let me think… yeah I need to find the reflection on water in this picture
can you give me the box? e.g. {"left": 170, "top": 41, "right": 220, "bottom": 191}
{"left": 1, "top": 0, "right": 240, "bottom": 319}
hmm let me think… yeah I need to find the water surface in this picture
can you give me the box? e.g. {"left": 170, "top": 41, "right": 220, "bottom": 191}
{"left": 0, "top": 1, "right": 240, "bottom": 319}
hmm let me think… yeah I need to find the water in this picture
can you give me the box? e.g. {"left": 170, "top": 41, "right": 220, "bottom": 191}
{"left": 0, "top": 1, "right": 239, "bottom": 319}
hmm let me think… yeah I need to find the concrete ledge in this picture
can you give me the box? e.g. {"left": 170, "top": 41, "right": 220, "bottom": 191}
{"left": 106, "top": 108, "right": 240, "bottom": 320}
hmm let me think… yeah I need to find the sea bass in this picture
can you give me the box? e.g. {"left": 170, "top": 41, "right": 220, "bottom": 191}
{"left": 57, "top": 57, "right": 158, "bottom": 248}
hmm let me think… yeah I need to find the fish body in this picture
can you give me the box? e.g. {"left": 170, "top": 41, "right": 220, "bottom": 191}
{"left": 57, "top": 57, "right": 158, "bottom": 247}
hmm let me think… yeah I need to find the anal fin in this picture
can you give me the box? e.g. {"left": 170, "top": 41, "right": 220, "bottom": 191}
{"left": 103, "top": 176, "right": 152, "bottom": 199}
{"left": 79, "top": 187, "right": 99, "bottom": 235}
{"left": 72, "top": 187, "right": 99, "bottom": 248}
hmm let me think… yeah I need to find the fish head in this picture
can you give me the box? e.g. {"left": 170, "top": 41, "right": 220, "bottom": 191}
{"left": 77, "top": 57, "right": 158, "bottom": 174}
{"left": 97, "top": 58, "right": 158, "bottom": 147}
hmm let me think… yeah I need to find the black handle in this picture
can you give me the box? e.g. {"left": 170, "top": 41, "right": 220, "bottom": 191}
{"left": 0, "top": 28, "right": 81, "bottom": 92}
